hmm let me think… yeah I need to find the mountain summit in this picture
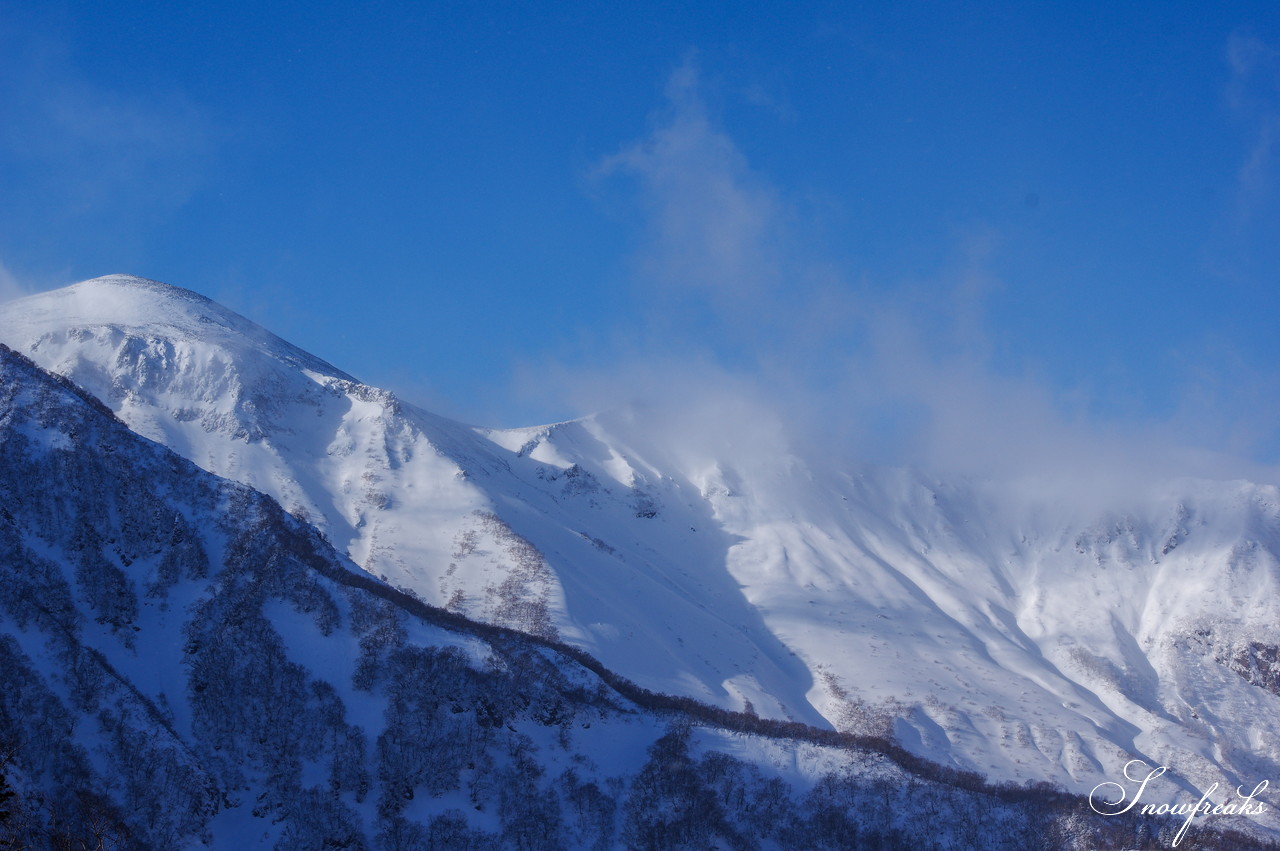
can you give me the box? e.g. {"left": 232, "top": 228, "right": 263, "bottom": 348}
{"left": 5, "top": 274, "right": 355, "bottom": 379}
{"left": 4, "top": 275, "right": 1280, "bottom": 828}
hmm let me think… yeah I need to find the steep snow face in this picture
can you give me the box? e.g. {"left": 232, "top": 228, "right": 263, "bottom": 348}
{"left": 501, "top": 415, "right": 1280, "bottom": 807}
{"left": 0, "top": 277, "right": 492, "bottom": 607}
{"left": 6, "top": 275, "right": 1280, "bottom": 817}
{"left": 0, "top": 276, "right": 821, "bottom": 727}
{"left": 12, "top": 343, "right": 1095, "bottom": 850}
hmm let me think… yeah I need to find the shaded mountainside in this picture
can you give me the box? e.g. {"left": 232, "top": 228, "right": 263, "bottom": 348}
{"left": 0, "top": 345, "right": 1273, "bottom": 847}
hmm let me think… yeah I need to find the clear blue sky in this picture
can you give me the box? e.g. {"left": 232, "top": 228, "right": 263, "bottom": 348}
{"left": 2, "top": 1, "right": 1278, "bottom": 470}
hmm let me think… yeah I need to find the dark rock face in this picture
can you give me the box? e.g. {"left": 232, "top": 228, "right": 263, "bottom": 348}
{"left": 1228, "top": 641, "right": 1280, "bottom": 696}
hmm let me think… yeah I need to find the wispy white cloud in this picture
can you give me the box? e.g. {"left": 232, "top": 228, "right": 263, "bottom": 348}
{"left": 0, "top": 257, "right": 27, "bottom": 303}
{"left": 593, "top": 58, "right": 787, "bottom": 321}
{"left": 835, "top": 294, "right": 1277, "bottom": 498}
{"left": 545, "top": 59, "right": 1280, "bottom": 495}
{"left": 1226, "top": 32, "right": 1280, "bottom": 221}
{"left": 0, "top": 22, "right": 213, "bottom": 232}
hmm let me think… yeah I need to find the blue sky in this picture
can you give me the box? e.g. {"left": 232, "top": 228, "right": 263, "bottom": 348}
{"left": 2, "top": 1, "right": 1279, "bottom": 476}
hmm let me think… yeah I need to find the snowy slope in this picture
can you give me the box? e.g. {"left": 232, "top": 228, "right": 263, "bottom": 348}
{"left": 0, "top": 276, "right": 825, "bottom": 727}
{"left": 504, "top": 415, "right": 1280, "bottom": 811}
{"left": 3, "top": 341, "right": 1227, "bottom": 849}
{"left": 4, "top": 274, "right": 1280, "bottom": 824}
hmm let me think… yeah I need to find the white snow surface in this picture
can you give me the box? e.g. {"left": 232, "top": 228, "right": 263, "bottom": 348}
{"left": 5, "top": 274, "right": 1280, "bottom": 814}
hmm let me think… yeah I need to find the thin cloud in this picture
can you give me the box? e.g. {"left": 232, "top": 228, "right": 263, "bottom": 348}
{"left": 0, "top": 257, "right": 27, "bottom": 303}
{"left": 0, "top": 22, "right": 214, "bottom": 246}
{"left": 1226, "top": 32, "right": 1280, "bottom": 221}
{"left": 551, "top": 59, "right": 1280, "bottom": 497}
{"left": 593, "top": 58, "right": 787, "bottom": 320}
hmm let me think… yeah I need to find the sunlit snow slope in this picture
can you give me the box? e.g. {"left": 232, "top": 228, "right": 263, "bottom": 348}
{"left": 5, "top": 274, "right": 1280, "bottom": 815}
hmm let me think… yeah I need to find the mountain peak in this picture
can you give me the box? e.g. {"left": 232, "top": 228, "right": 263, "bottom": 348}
{"left": 17, "top": 273, "right": 253, "bottom": 333}
{"left": 0, "top": 273, "right": 356, "bottom": 382}
{"left": 77, "top": 272, "right": 189, "bottom": 288}
{"left": 68, "top": 272, "right": 213, "bottom": 304}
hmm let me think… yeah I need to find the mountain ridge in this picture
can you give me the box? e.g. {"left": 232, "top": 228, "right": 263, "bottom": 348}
{"left": 13, "top": 274, "right": 357, "bottom": 382}
{"left": 5, "top": 339, "right": 1249, "bottom": 848}
{"left": 5, "top": 274, "right": 1280, "bottom": 829}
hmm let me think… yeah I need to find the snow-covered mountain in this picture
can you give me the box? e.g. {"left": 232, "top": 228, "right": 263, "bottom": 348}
{"left": 2, "top": 338, "right": 1225, "bottom": 849}
{"left": 4, "top": 274, "right": 1280, "bottom": 835}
